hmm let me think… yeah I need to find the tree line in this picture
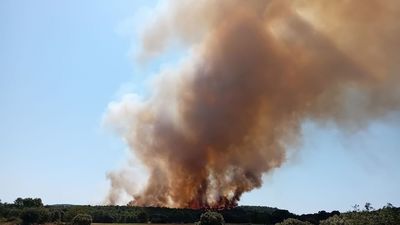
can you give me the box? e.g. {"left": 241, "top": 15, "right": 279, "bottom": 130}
{"left": 0, "top": 198, "right": 399, "bottom": 225}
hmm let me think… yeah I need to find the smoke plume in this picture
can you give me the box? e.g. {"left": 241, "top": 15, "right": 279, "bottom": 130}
{"left": 104, "top": 0, "right": 400, "bottom": 208}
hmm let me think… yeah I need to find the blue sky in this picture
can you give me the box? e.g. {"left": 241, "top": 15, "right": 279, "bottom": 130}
{"left": 0, "top": 0, "right": 399, "bottom": 214}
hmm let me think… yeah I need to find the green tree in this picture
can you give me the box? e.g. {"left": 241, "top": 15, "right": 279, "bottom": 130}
{"left": 72, "top": 214, "right": 92, "bottom": 225}
{"left": 320, "top": 215, "right": 346, "bottom": 225}
{"left": 63, "top": 206, "right": 83, "bottom": 222}
{"left": 50, "top": 209, "right": 62, "bottom": 222}
{"left": 320, "top": 205, "right": 400, "bottom": 225}
{"left": 14, "top": 198, "right": 43, "bottom": 208}
{"left": 364, "top": 202, "right": 373, "bottom": 211}
{"left": 199, "top": 211, "right": 225, "bottom": 225}
{"left": 14, "top": 198, "right": 24, "bottom": 207}
{"left": 20, "top": 208, "right": 50, "bottom": 225}
{"left": 135, "top": 209, "right": 149, "bottom": 223}
{"left": 377, "top": 204, "right": 400, "bottom": 225}
{"left": 275, "top": 218, "right": 312, "bottom": 225}
{"left": 271, "top": 209, "right": 294, "bottom": 224}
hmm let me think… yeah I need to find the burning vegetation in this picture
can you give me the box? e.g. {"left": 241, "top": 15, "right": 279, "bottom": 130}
{"left": 104, "top": 0, "right": 400, "bottom": 208}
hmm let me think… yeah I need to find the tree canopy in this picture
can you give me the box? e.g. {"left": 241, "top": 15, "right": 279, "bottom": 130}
{"left": 72, "top": 214, "right": 92, "bottom": 225}
{"left": 199, "top": 211, "right": 225, "bottom": 225}
{"left": 0, "top": 197, "right": 399, "bottom": 225}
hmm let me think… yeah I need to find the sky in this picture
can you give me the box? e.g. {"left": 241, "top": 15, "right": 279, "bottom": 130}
{"left": 0, "top": 0, "right": 399, "bottom": 214}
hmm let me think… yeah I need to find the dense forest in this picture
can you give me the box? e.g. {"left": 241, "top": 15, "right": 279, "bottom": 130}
{"left": 0, "top": 198, "right": 399, "bottom": 225}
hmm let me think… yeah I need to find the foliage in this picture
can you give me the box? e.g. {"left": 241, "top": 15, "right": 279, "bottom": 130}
{"left": 199, "top": 211, "right": 225, "bottom": 225}
{"left": 1, "top": 197, "right": 399, "bottom": 225}
{"left": 20, "top": 208, "right": 50, "bottom": 225}
{"left": 320, "top": 215, "right": 346, "bottom": 225}
{"left": 50, "top": 209, "right": 62, "bottom": 222}
{"left": 63, "top": 206, "right": 85, "bottom": 222}
{"left": 320, "top": 203, "right": 400, "bottom": 225}
{"left": 14, "top": 198, "right": 43, "bottom": 208}
{"left": 271, "top": 209, "right": 296, "bottom": 224}
{"left": 298, "top": 210, "right": 340, "bottom": 224}
{"left": 275, "top": 218, "right": 312, "bottom": 225}
{"left": 91, "top": 210, "right": 115, "bottom": 223}
{"left": 135, "top": 209, "right": 149, "bottom": 223}
{"left": 72, "top": 214, "right": 92, "bottom": 225}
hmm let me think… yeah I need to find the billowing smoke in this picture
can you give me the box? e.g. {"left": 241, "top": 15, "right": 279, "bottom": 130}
{"left": 104, "top": 0, "right": 400, "bottom": 208}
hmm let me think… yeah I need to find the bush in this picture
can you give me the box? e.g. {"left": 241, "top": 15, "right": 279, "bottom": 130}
{"left": 14, "top": 198, "right": 43, "bottom": 208}
{"left": 4, "top": 208, "right": 22, "bottom": 219}
{"left": 20, "top": 208, "right": 50, "bottom": 225}
{"left": 199, "top": 211, "right": 225, "bottom": 225}
{"left": 50, "top": 209, "right": 62, "bottom": 222}
{"left": 320, "top": 215, "right": 346, "bottom": 225}
{"left": 91, "top": 210, "right": 115, "bottom": 223}
{"left": 320, "top": 206, "right": 400, "bottom": 225}
{"left": 72, "top": 214, "right": 92, "bottom": 225}
{"left": 135, "top": 210, "right": 149, "bottom": 223}
{"left": 271, "top": 210, "right": 295, "bottom": 224}
{"left": 275, "top": 218, "right": 312, "bottom": 225}
{"left": 121, "top": 214, "right": 138, "bottom": 223}
{"left": 150, "top": 214, "right": 167, "bottom": 223}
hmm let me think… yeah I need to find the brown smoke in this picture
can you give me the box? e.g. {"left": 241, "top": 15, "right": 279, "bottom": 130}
{"left": 104, "top": 0, "right": 400, "bottom": 208}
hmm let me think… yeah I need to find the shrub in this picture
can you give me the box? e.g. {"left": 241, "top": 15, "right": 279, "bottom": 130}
{"left": 4, "top": 208, "right": 22, "bottom": 219}
{"left": 199, "top": 211, "right": 225, "bottom": 225}
{"left": 14, "top": 198, "right": 43, "bottom": 208}
{"left": 20, "top": 208, "right": 50, "bottom": 225}
{"left": 320, "top": 206, "right": 400, "bottom": 225}
{"left": 135, "top": 210, "right": 149, "bottom": 223}
{"left": 271, "top": 209, "right": 295, "bottom": 224}
{"left": 320, "top": 215, "right": 346, "bottom": 225}
{"left": 150, "top": 214, "right": 167, "bottom": 223}
{"left": 72, "top": 214, "right": 92, "bottom": 225}
{"left": 275, "top": 218, "right": 312, "bottom": 225}
{"left": 122, "top": 214, "right": 138, "bottom": 223}
{"left": 91, "top": 210, "right": 115, "bottom": 223}
{"left": 50, "top": 209, "right": 62, "bottom": 222}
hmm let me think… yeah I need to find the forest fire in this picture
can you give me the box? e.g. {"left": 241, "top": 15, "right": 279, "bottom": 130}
{"left": 105, "top": 0, "right": 400, "bottom": 208}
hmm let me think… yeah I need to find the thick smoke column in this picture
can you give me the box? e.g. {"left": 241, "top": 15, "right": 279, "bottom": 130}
{"left": 105, "top": 0, "right": 400, "bottom": 208}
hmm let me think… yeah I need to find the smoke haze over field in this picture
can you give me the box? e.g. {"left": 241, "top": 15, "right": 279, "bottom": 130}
{"left": 104, "top": 0, "right": 400, "bottom": 208}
